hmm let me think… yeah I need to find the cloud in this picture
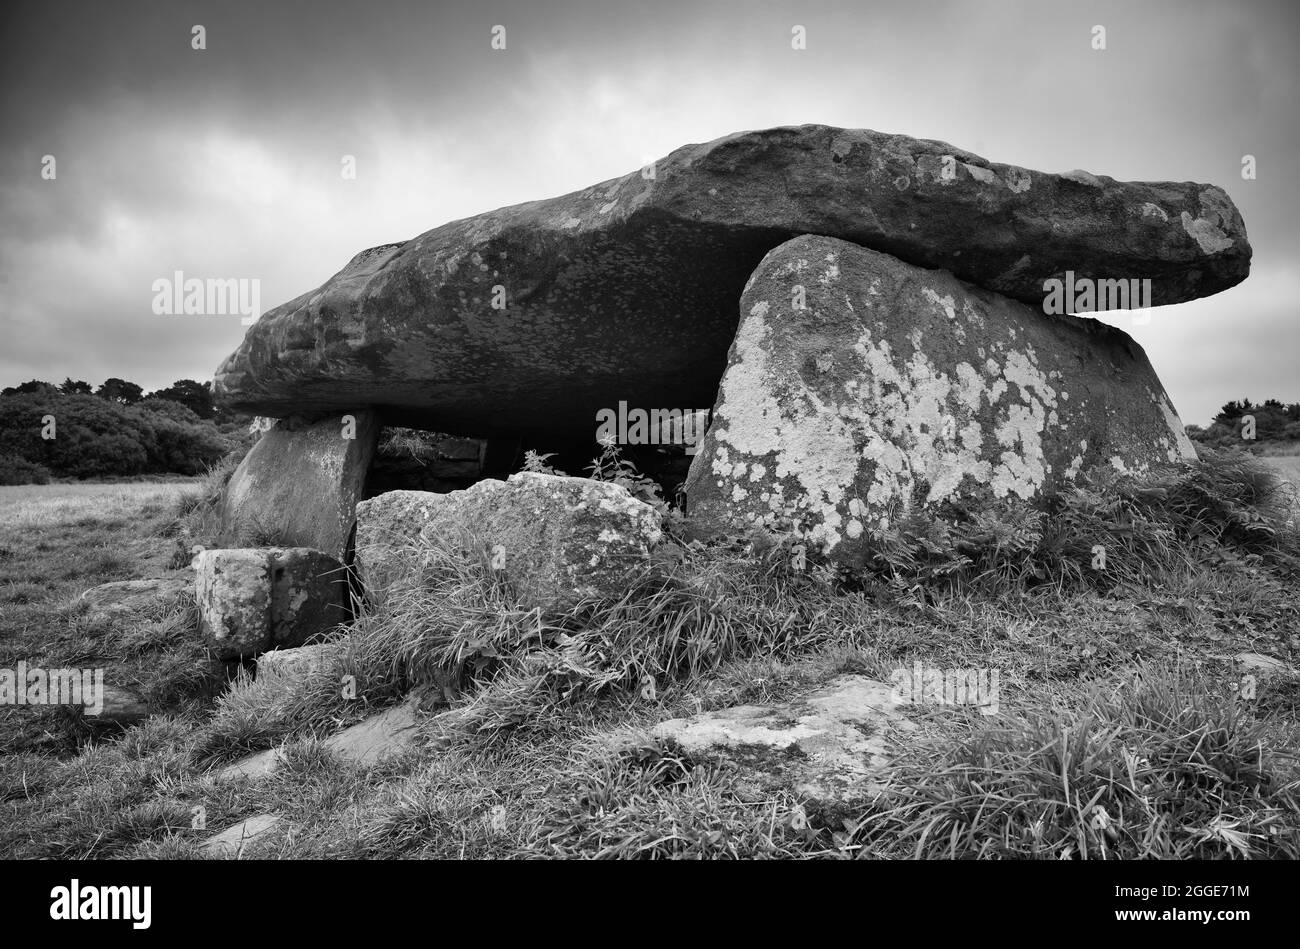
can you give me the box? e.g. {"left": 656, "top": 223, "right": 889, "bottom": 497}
{"left": 0, "top": 0, "right": 1296, "bottom": 418}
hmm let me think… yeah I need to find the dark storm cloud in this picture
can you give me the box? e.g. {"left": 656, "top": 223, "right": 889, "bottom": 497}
{"left": 0, "top": 0, "right": 1296, "bottom": 424}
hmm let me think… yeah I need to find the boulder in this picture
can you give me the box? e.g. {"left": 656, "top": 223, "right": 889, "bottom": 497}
{"left": 218, "top": 412, "right": 378, "bottom": 562}
{"left": 653, "top": 675, "right": 915, "bottom": 815}
{"left": 195, "top": 548, "right": 349, "bottom": 659}
{"left": 684, "top": 235, "right": 1198, "bottom": 561}
{"left": 213, "top": 125, "right": 1249, "bottom": 440}
{"left": 354, "top": 472, "right": 664, "bottom": 611}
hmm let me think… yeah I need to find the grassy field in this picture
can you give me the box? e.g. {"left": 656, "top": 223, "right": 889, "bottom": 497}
{"left": 2, "top": 454, "right": 1298, "bottom": 859}
{"left": 0, "top": 480, "right": 202, "bottom": 527}
{"left": 0, "top": 478, "right": 219, "bottom": 761}
{"left": 1261, "top": 454, "right": 1300, "bottom": 484}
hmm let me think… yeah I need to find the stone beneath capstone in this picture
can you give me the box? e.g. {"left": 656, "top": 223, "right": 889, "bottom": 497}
{"left": 683, "top": 235, "right": 1199, "bottom": 562}
{"left": 194, "top": 547, "right": 349, "bottom": 659}
{"left": 652, "top": 675, "right": 915, "bottom": 816}
{"left": 218, "top": 412, "right": 378, "bottom": 563}
{"left": 213, "top": 125, "right": 1249, "bottom": 440}
{"left": 354, "top": 472, "right": 665, "bottom": 612}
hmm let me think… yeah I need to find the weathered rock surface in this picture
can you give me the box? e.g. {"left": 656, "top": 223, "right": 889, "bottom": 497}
{"left": 213, "top": 696, "right": 422, "bottom": 782}
{"left": 195, "top": 548, "right": 349, "bottom": 659}
{"left": 653, "top": 675, "right": 914, "bottom": 813}
{"left": 354, "top": 472, "right": 664, "bottom": 611}
{"left": 218, "top": 412, "right": 378, "bottom": 562}
{"left": 684, "top": 235, "right": 1198, "bottom": 560}
{"left": 79, "top": 577, "right": 189, "bottom": 625}
{"left": 257, "top": 641, "right": 344, "bottom": 680}
{"left": 322, "top": 696, "right": 422, "bottom": 767}
{"left": 214, "top": 125, "right": 1249, "bottom": 439}
{"left": 85, "top": 685, "right": 150, "bottom": 727}
{"left": 201, "top": 814, "right": 282, "bottom": 858}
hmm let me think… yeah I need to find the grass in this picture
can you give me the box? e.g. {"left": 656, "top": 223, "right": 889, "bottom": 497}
{"left": 0, "top": 476, "right": 227, "bottom": 760}
{"left": 1, "top": 447, "right": 1298, "bottom": 859}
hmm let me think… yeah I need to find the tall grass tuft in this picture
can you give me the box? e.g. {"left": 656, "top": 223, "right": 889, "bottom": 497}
{"left": 852, "top": 663, "right": 1300, "bottom": 858}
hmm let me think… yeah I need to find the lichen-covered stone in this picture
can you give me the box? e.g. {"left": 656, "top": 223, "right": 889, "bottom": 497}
{"left": 195, "top": 549, "right": 272, "bottom": 659}
{"left": 354, "top": 472, "right": 664, "bottom": 612}
{"left": 652, "top": 675, "right": 915, "bottom": 814}
{"left": 684, "top": 235, "right": 1198, "bottom": 562}
{"left": 268, "top": 547, "right": 350, "bottom": 648}
{"left": 195, "top": 547, "right": 349, "bottom": 659}
{"left": 218, "top": 412, "right": 378, "bottom": 562}
{"left": 213, "top": 125, "right": 1249, "bottom": 440}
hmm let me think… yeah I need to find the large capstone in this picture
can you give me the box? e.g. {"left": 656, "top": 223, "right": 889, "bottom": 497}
{"left": 214, "top": 125, "right": 1249, "bottom": 440}
{"left": 683, "top": 235, "right": 1198, "bottom": 562}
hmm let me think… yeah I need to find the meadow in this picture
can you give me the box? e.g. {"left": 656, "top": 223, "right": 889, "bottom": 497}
{"left": 2, "top": 453, "right": 1298, "bottom": 859}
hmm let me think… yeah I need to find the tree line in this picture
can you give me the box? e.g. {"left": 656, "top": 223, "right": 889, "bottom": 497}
{"left": 1188, "top": 398, "right": 1300, "bottom": 448}
{"left": 0, "top": 377, "right": 250, "bottom": 484}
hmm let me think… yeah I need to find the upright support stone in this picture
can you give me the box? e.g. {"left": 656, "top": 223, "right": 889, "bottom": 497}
{"left": 219, "top": 411, "right": 378, "bottom": 563}
{"left": 684, "top": 235, "right": 1198, "bottom": 564}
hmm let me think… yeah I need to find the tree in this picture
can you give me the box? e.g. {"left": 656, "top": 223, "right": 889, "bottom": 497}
{"left": 1, "top": 379, "right": 57, "bottom": 396}
{"left": 148, "top": 379, "right": 215, "bottom": 419}
{"left": 59, "top": 378, "right": 93, "bottom": 395}
{"left": 95, "top": 377, "right": 144, "bottom": 405}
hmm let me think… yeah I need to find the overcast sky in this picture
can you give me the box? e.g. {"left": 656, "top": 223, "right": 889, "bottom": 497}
{"left": 1, "top": 0, "right": 1295, "bottom": 425}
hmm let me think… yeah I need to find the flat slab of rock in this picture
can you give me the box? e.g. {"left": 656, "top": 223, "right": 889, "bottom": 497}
{"left": 84, "top": 684, "right": 149, "bottom": 727}
{"left": 201, "top": 814, "right": 282, "bottom": 858}
{"left": 214, "top": 746, "right": 284, "bottom": 783}
{"left": 321, "top": 697, "right": 421, "bottom": 767}
{"left": 213, "top": 125, "right": 1249, "bottom": 439}
{"left": 685, "top": 235, "right": 1198, "bottom": 560}
{"left": 653, "top": 675, "right": 915, "bottom": 813}
{"left": 354, "top": 472, "right": 664, "bottom": 611}
{"left": 218, "top": 412, "right": 377, "bottom": 562}
{"left": 195, "top": 547, "right": 349, "bottom": 659}
{"left": 214, "top": 696, "right": 421, "bottom": 782}
{"left": 257, "top": 642, "right": 344, "bottom": 680}
{"left": 1235, "top": 652, "right": 1293, "bottom": 676}
{"left": 79, "top": 577, "right": 188, "bottom": 624}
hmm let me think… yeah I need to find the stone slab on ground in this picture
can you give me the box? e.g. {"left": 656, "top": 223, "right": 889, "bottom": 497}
{"left": 213, "top": 696, "right": 423, "bottom": 782}
{"left": 653, "top": 674, "right": 916, "bottom": 814}
{"left": 201, "top": 814, "right": 282, "bottom": 858}
{"left": 79, "top": 577, "right": 189, "bottom": 624}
